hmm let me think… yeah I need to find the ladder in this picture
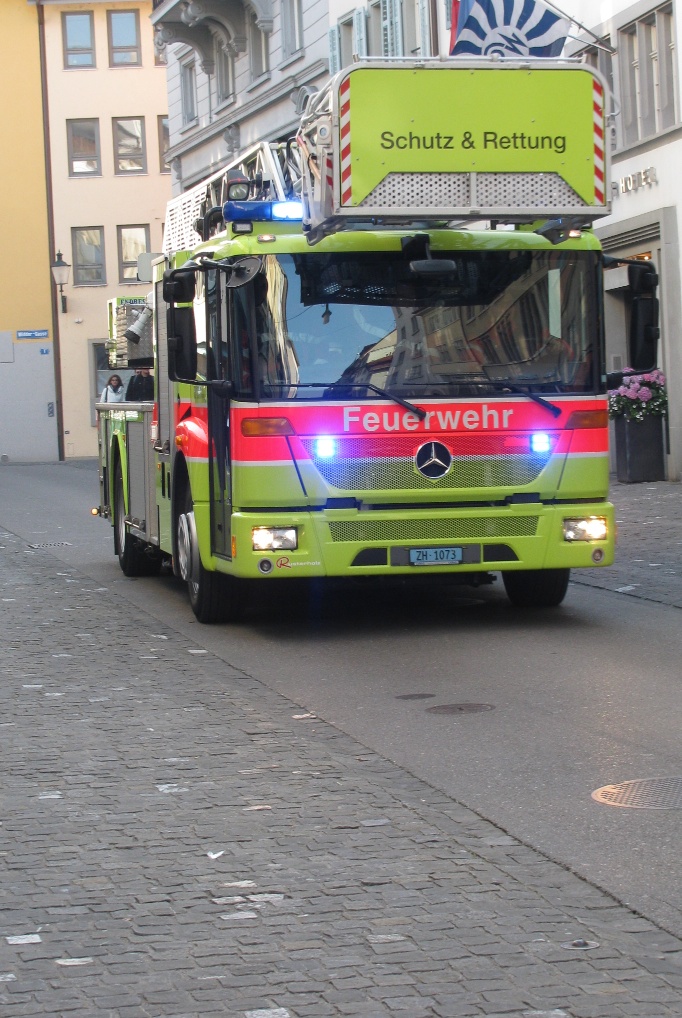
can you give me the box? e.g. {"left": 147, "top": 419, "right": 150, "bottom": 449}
{"left": 163, "top": 140, "right": 303, "bottom": 255}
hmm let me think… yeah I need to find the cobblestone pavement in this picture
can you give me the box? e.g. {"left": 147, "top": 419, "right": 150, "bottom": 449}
{"left": 3, "top": 483, "right": 682, "bottom": 1018}
{"left": 575, "top": 481, "right": 682, "bottom": 608}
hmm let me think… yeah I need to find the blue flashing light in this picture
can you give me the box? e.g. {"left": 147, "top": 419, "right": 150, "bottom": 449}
{"left": 223, "top": 199, "right": 303, "bottom": 224}
{"left": 315, "top": 437, "right": 337, "bottom": 459}
{"left": 530, "top": 432, "right": 552, "bottom": 454}
{"left": 272, "top": 200, "right": 304, "bottom": 220}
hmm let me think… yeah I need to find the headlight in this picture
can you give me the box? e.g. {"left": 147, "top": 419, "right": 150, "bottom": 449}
{"left": 563, "top": 517, "right": 608, "bottom": 542}
{"left": 252, "top": 527, "right": 298, "bottom": 551}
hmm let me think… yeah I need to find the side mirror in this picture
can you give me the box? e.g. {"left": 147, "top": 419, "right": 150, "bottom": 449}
{"left": 628, "top": 261, "right": 658, "bottom": 293}
{"left": 167, "top": 307, "right": 197, "bottom": 382}
{"left": 628, "top": 262, "right": 660, "bottom": 371}
{"left": 629, "top": 296, "right": 660, "bottom": 371}
{"left": 163, "top": 267, "right": 196, "bottom": 305}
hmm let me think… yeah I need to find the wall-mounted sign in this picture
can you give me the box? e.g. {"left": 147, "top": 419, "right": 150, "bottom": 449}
{"left": 17, "top": 329, "right": 49, "bottom": 340}
{"left": 612, "top": 167, "right": 658, "bottom": 198}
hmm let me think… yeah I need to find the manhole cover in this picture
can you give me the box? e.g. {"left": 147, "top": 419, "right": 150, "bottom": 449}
{"left": 592, "top": 776, "right": 682, "bottom": 809}
{"left": 395, "top": 693, "right": 436, "bottom": 701}
{"left": 426, "top": 703, "right": 494, "bottom": 715}
{"left": 28, "top": 542, "right": 73, "bottom": 549}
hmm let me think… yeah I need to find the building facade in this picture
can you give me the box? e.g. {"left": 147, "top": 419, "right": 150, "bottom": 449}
{"left": 568, "top": 0, "right": 682, "bottom": 480}
{"left": 327, "top": 0, "right": 448, "bottom": 69}
{"left": 151, "top": 0, "right": 331, "bottom": 194}
{"left": 0, "top": 1, "right": 58, "bottom": 463}
{"left": 41, "top": 0, "right": 171, "bottom": 458}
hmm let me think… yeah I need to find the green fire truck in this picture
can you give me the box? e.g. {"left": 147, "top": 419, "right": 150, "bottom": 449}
{"left": 95, "top": 59, "right": 659, "bottom": 622}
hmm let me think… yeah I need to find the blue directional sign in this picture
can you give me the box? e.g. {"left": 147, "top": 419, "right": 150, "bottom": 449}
{"left": 17, "top": 329, "right": 50, "bottom": 340}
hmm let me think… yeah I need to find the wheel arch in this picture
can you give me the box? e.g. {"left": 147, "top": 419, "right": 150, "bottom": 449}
{"left": 170, "top": 451, "right": 190, "bottom": 575}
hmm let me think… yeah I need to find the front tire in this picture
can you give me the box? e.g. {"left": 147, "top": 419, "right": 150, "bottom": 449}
{"left": 502, "top": 568, "right": 570, "bottom": 608}
{"left": 113, "top": 459, "right": 160, "bottom": 577}
{"left": 177, "top": 488, "right": 244, "bottom": 624}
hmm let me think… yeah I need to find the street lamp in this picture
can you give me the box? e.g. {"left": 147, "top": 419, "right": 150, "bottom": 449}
{"left": 51, "top": 251, "right": 70, "bottom": 313}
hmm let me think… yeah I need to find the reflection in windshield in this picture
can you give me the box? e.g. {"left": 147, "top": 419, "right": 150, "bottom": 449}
{"left": 253, "top": 249, "right": 599, "bottom": 399}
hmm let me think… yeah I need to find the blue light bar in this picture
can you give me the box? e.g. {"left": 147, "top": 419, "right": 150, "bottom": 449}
{"left": 272, "top": 200, "right": 304, "bottom": 220}
{"left": 223, "top": 200, "right": 303, "bottom": 223}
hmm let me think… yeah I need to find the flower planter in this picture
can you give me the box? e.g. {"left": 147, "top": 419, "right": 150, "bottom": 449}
{"left": 614, "top": 414, "right": 666, "bottom": 483}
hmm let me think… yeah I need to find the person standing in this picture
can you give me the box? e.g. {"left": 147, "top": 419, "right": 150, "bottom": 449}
{"left": 125, "top": 368, "right": 154, "bottom": 401}
{"left": 100, "top": 374, "right": 126, "bottom": 403}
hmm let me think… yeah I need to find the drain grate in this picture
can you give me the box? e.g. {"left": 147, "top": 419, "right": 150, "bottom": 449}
{"left": 426, "top": 703, "right": 494, "bottom": 715}
{"left": 592, "top": 776, "right": 682, "bottom": 809}
{"left": 28, "top": 542, "right": 73, "bottom": 549}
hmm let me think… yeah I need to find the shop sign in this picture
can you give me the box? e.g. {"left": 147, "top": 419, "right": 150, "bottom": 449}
{"left": 612, "top": 166, "right": 658, "bottom": 197}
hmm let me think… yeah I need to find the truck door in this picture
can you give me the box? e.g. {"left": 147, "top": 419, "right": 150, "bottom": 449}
{"left": 206, "top": 268, "right": 233, "bottom": 559}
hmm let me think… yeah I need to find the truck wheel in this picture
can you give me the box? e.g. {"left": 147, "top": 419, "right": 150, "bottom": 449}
{"left": 114, "top": 460, "right": 160, "bottom": 577}
{"left": 502, "top": 568, "right": 570, "bottom": 608}
{"left": 177, "top": 489, "right": 244, "bottom": 624}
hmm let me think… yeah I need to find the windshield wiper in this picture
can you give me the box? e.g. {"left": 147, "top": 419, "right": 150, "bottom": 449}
{"left": 267, "top": 381, "right": 427, "bottom": 420}
{"left": 483, "top": 381, "right": 562, "bottom": 418}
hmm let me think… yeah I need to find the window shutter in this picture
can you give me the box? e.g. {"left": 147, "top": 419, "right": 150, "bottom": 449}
{"left": 380, "top": 0, "right": 393, "bottom": 55}
{"left": 353, "top": 8, "right": 368, "bottom": 57}
{"left": 381, "top": 0, "right": 405, "bottom": 56}
{"left": 418, "top": 0, "right": 431, "bottom": 56}
{"left": 391, "top": 0, "right": 404, "bottom": 56}
{"left": 328, "top": 25, "right": 341, "bottom": 73}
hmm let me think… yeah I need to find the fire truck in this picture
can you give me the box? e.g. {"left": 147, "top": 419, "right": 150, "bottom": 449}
{"left": 95, "top": 58, "right": 659, "bottom": 622}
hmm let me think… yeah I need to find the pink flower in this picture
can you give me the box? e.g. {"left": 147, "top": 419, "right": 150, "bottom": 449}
{"left": 638, "top": 387, "right": 652, "bottom": 401}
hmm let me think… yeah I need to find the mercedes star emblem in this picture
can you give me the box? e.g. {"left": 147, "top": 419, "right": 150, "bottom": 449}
{"left": 415, "top": 441, "right": 452, "bottom": 479}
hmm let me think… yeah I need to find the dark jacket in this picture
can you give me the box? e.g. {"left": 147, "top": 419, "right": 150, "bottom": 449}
{"left": 125, "top": 373, "right": 154, "bottom": 401}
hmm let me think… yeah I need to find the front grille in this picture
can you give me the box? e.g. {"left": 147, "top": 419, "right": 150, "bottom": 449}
{"left": 301, "top": 451, "right": 548, "bottom": 491}
{"left": 328, "top": 516, "right": 538, "bottom": 543}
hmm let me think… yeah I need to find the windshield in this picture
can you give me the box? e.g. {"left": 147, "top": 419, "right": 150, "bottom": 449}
{"left": 236, "top": 249, "right": 601, "bottom": 400}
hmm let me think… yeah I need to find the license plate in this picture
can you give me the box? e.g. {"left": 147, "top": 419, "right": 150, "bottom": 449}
{"left": 409, "top": 547, "right": 463, "bottom": 566}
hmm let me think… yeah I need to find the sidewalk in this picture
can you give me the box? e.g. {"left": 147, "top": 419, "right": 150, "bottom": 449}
{"left": 2, "top": 504, "right": 682, "bottom": 1016}
{"left": 575, "top": 479, "right": 682, "bottom": 607}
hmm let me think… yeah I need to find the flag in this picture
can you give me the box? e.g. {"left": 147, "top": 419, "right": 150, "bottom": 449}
{"left": 450, "top": 0, "right": 568, "bottom": 58}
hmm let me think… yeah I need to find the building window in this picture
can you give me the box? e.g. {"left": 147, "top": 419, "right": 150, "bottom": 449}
{"left": 339, "top": 17, "right": 354, "bottom": 66}
{"left": 181, "top": 61, "right": 198, "bottom": 124}
{"left": 107, "top": 10, "right": 141, "bottom": 66}
{"left": 216, "top": 45, "right": 234, "bottom": 105}
{"left": 117, "top": 225, "right": 150, "bottom": 282}
{"left": 248, "top": 13, "right": 270, "bottom": 81}
{"left": 158, "top": 116, "right": 170, "bottom": 172}
{"left": 62, "top": 12, "right": 95, "bottom": 68}
{"left": 72, "top": 227, "right": 106, "bottom": 285}
{"left": 67, "top": 119, "right": 101, "bottom": 175}
{"left": 282, "top": 0, "right": 304, "bottom": 57}
{"left": 113, "top": 118, "right": 146, "bottom": 173}
{"left": 402, "top": 0, "right": 419, "bottom": 56}
{"left": 368, "top": 2, "right": 383, "bottom": 55}
{"left": 619, "top": 4, "right": 677, "bottom": 146}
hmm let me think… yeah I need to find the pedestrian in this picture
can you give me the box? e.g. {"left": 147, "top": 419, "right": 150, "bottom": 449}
{"left": 100, "top": 374, "right": 126, "bottom": 403}
{"left": 125, "top": 367, "right": 154, "bottom": 401}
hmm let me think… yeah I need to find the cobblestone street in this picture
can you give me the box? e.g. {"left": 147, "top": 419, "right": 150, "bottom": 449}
{"left": 577, "top": 481, "right": 682, "bottom": 607}
{"left": 2, "top": 479, "right": 682, "bottom": 1017}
